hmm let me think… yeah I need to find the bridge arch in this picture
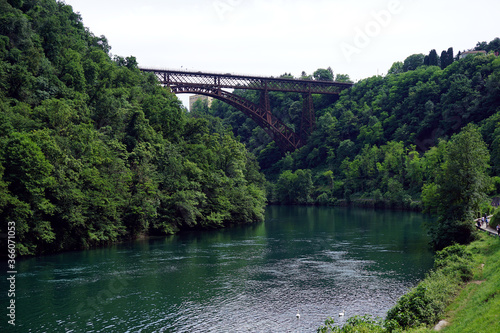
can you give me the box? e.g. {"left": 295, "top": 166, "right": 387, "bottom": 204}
{"left": 172, "top": 85, "right": 302, "bottom": 152}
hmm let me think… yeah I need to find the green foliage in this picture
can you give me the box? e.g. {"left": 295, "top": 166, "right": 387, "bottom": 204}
{"left": 317, "top": 315, "right": 387, "bottom": 333}
{"left": 313, "top": 67, "right": 334, "bottom": 81}
{"left": 0, "top": 131, "right": 56, "bottom": 254}
{"left": 433, "top": 244, "right": 474, "bottom": 282}
{"left": 441, "top": 235, "right": 500, "bottom": 333}
{"left": 428, "top": 49, "right": 438, "bottom": 67}
{"left": 203, "top": 41, "right": 497, "bottom": 197}
{"left": 275, "top": 169, "right": 313, "bottom": 204}
{"left": 202, "top": 41, "right": 500, "bottom": 213}
{"left": 474, "top": 37, "right": 500, "bottom": 53}
{"left": 388, "top": 61, "right": 404, "bottom": 75}
{"left": 386, "top": 244, "right": 474, "bottom": 329}
{"left": 423, "top": 124, "right": 491, "bottom": 250}
{"left": 440, "top": 47, "right": 454, "bottom": 69}
{"left": 403, "top": 54, "right": 425, "bottom": 72}
{"left": 0, "top": 0, "right": 267, "bottom": 256}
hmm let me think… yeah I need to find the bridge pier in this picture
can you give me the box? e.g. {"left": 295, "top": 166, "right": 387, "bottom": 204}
{"left": 301, "top": 93, "right": 315, "bottom": 142}
{"left": 259, "top": 90, "right": 272, "bottom": 124}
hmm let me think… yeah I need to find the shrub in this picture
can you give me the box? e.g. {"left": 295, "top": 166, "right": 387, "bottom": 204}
{"left": 317, "top": 315, "right": 386, "bottom": 333}
{"left": 439, "top": 256, "right": 474, "bottom": 282}
{"left": 316, "top": 192, "right": 329, "bottom": 205}
{"left": 386, "top": 243, "right": 473, "bottom": 329}
{"left": 434, "top": 244, "right": 472, "bottom": 269}
{"left": 386, "top": 284, "right": 435, "bottom": 328}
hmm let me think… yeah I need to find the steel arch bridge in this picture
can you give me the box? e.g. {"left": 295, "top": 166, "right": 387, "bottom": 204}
{"left": 140, "top": 68, "right": 353, "bottom": 152}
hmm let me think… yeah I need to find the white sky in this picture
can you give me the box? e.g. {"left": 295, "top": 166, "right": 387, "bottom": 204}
{"left": 62, "top": 0, "right": 499, "bottom": 108}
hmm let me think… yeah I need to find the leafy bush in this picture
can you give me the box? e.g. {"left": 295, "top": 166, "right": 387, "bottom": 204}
{"left": 434, "top": 244, "right": 472, "bottom": 269}
{"left": 317, "top": 315, "right": 386, "bottom": 333}
{"left": 386, "top": 243, "right": 473, "bottom": 329}
{"left": 439, "top": 256, "right": 474, "bottom": 282}
{"left": 316, "top": 192, "right": 330, "bottom": 205}
{"left": 434, "top": 244, "right": 474, "bottom": 282}
{"left": 386, "top": 271, "right": 460, "bottom": 328}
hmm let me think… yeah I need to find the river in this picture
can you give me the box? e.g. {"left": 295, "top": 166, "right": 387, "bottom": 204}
{"left": 6, "top": 206, "right": 434, "bottom": 332}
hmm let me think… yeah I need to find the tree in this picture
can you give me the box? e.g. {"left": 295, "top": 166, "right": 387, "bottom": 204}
{"left": 424, "top": 124, "right": 491, "bottom": 250}
{"left": 0, "top": 132, "right": 56, "bottom": 255}
{"left": 313, "top": 68, "right": 334, "bottom": 81}
{"left": 403, "top": 54, "right": 425, "bottom": 72}
{"left": 388, "top": 61, "right": 403, "bottom": 75}
{"left": 275, "top": 169, "right": 313, "bottom": 204}
{"left": 440, "top": 50, "right": 448, "bottom": 69}
{"left": 446, "top": 47, "right": 454, "bottom": 66}
{"left": 424, "top": 55, "right": 430, "bottom": 66}
{"left": 301, "top": 71, "right": 312, "bottom": 80}
{"left": 474, "top": 41, "right": 488, "bottom": 51}
{"left": 428, "top": 49, "right": 439, "bottom": 66}
{"left": 335, "top": 73, "right": 352, "bottom": 83}
{"left": 0, "top": 0, "right": 269, "bottom": 256}
{"left": 439, "top": 47, "right": 454, "bottom": 69}
{"left": 487, "top": 38, "right": 500, "bottom": 53}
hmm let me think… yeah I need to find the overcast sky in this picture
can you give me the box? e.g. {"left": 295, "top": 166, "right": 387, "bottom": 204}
{"left": 63, "top": 0, "right": 499, "bottom": 106}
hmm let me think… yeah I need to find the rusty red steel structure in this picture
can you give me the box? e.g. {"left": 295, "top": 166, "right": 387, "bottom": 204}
{"left": 140, "top": 68, "right": 353, "bottom": 152}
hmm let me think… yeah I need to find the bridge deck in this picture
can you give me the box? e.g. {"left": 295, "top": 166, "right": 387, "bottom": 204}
{"left": 140, "top": 68, "right": 353, "bottom": 95}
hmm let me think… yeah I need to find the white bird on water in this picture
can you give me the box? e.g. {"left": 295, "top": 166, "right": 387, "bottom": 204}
{"left": 296, "top": 310, "right": 300, "bottom": 320}
{"left": 339, "top": 310, "right": 345, "bottom": 317}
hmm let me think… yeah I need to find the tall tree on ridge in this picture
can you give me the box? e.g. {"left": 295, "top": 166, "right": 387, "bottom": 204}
{"left": 429, "top": 49, "right": 439, "bottom": 66}
{"left": 440, "top": 50, "right": 448, "bottom": 69}
{"left": 447, "top": 47, "right": 454, "bottom": 66}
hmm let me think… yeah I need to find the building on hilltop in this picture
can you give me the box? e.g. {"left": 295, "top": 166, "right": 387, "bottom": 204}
{"left": 189, "top": 95, "right": 213, "bottom": 111}
{"left": 459, "top": 50, "right": 487, "bottom": 59}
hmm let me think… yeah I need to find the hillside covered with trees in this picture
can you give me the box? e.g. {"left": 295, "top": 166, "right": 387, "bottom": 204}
{"left": 2, "top": 0, "right": 499, "bottom": 256}
{"left": 0, "top": 0, "right": 267, "bottom": 256}
{"left": 195, "top": 39, "right": 500, "bottom": 250}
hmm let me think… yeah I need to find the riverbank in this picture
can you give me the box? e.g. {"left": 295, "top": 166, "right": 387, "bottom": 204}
{"left": 318, "top": 233, "right": 500, "bottom": 333}
{"left": 434, "top": 234, "right": 500, "bottom": 333}
{"left": 334, "top": 198, "right": 422, "bottom": 211}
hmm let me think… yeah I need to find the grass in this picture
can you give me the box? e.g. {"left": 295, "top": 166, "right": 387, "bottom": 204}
{"left": 439, "top": 234, "right": 500, "bottom": 333}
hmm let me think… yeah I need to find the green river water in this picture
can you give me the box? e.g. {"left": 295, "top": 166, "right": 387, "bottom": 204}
{"left": 3, "top": 206, "right": 435, "bottom": 332}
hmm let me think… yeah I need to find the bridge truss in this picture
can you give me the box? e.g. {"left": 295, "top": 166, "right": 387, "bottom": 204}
{"left": 140, "top": 69, "right": 353, "bottom": 152}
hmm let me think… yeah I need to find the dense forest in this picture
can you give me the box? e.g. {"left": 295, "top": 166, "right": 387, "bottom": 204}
{"left": 2, "top": 0, "right": 500, "bottom": 256}
{"left": 0, "top": 0, "right": 267, "bottom": 256}
{"left": 194, "top": 39, "right": 500, "bottom": 249}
